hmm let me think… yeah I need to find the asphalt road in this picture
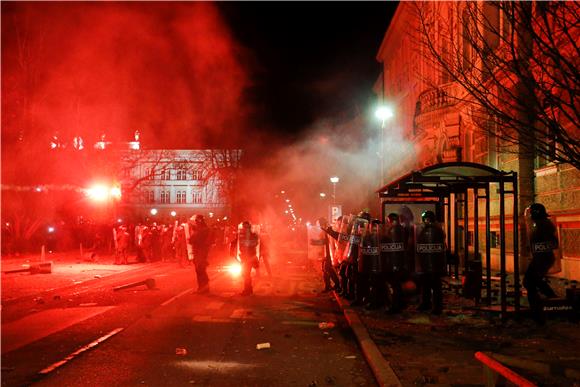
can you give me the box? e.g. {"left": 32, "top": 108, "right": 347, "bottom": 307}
{"left": 2, "top": 256, "right": 376, "bottom": 386}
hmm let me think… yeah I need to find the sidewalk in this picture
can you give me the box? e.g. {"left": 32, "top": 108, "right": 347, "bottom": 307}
{"left": 1, "top": 251, "right": 153, "bottom": 303}
{"left": 334, "top": 284, "right": 580, "bottom": 386}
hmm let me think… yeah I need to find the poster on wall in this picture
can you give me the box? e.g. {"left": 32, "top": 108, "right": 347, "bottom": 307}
{"left": 382, "top": 202, "right": 438, "bottom": 226}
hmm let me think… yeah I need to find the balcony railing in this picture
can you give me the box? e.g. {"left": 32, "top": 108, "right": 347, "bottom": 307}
{"left": 417, "top": 82, "right": 464, "bottom": 115}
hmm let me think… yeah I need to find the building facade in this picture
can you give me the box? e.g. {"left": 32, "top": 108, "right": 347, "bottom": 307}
{"left": 118, "top": 148, "right": 242, "bottom": 222}
{"left": 376, "top": 2, "right": 580, "bottom": 279}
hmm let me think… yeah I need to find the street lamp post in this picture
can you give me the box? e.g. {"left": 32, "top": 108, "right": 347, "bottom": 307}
{"left": 329, "top": 176, "right": 339, "bottom": 204}
{"left": 375, "top": 105, "right": 394, "bottom": 185}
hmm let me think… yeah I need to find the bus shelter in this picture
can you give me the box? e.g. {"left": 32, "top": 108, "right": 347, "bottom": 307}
{"left": 376, "top": 162, "right": 520, "bottom": 318}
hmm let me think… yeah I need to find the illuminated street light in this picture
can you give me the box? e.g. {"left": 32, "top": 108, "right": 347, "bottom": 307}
{"left": 150, "top": 208, "right": 158, "bottom": 216}
{"left": 375, "top": 105, "right": 394, "bottom": 121}
{"left": 47, "top": 226, "right": 55, "bottom": 233}
{"left": 117, "top": 218, "right": 123, "bottom": 223}
{"left": 330, "top": 176, "right": 340, "bottom": 204}
{"left": 319, "top": 192, "right": 326, "bottom": 198}
{"left": 170, "top": 211, "right": 177, "bottom": 217}
{"left": 285, "top": 199, "right": 290, "bottom": 203}
{"left": 375, "top": 105, "right": 395, "bottom": 185}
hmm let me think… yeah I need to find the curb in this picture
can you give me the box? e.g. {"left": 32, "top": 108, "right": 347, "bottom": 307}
{"left": 333, "top": 292, "right": 402, "bottom": 387}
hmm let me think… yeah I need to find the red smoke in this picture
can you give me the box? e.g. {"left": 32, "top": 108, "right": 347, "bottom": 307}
{"left": 1, "top": 2, "right": 251, "bottom": 151}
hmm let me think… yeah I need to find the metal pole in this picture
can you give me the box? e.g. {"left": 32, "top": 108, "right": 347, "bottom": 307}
{"left": 381, "top": 121, "right": 385, "bottom": 186}
{"left": 474, "top": 188, "right": 479, "bottom": 263}
{"left": 453, "top": 192, "right": 460, "bottom": 279}
{"left": 499, "top": 180, "right": 507, "bottom": 319}
{"left": 513, "top": 173, "right": 520, "bottom": 315}
{"left": 464, "top": 190, "right": 469, "bottom": 272}
{"left": 485, "top": 185, "right": 491, "bottom": 306}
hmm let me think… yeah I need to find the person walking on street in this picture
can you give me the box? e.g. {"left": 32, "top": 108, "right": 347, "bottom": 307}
{"left": 524, "top": 203, "right": 559, "bottom": 325}
{"left": 189, "top": 215, "right": 211, "bottom": 293}
{"left": 231, "top": 221, "right": 260, "bottom": 296}
{"left": 115, "top": 226, "right": 130, "bottom": 265}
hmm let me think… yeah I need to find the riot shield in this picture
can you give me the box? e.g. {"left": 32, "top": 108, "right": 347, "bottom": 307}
{"left": 344, "top": 216, "right": 368, "bottom": 263}
{"left": 359, "top": 222, "right": 380, "bottom": 274}
{"left": 307, "top": 222, "right": 325, "bottom": 261}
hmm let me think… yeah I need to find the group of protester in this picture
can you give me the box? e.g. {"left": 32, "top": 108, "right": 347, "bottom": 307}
{"left": 114, "top": 217, "right": 272, "bottom": 296}
{"left": 312, "top": 203, "right": 560, "bottom": 323}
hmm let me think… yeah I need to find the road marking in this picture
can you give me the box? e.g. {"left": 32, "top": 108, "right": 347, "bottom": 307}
{"left": 38, "top": 328, "right": 124, "bottom": 375}
{"left": 161, "top": 288, "right": 194, "bottom": 306}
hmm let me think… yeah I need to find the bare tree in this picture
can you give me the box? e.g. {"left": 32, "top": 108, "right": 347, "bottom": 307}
{"left": 414, "top": 1, "right": 579, "bottom": 169}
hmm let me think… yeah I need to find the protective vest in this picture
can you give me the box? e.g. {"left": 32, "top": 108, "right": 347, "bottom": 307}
{"left": 238, "top": 230, "right": 259, "bottom": 260}
{"left": 359, "top": 222, "right": 380, "bottom": 274}
{"left": 381, "top": 223, "right": 407, "bottom": 273}
{"left": 415, "top": 223, "right": 446, "bottom": 274}
{"left": 529, "top": 218, "right": 558, "bottom": 267}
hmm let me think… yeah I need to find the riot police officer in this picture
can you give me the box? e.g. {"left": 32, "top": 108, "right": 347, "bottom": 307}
{"left": 361, "top": 219, "right": 382, "bottom": 309}
{"left": 381, "top": 213, "right": 408, "bottom": 313}
{"left": 524, "top": 203, "right": 558, "bottom": 324}
{"left": 347, "top": 212, "right": 370, "bottom": 306}
{"left": 415, "top": 210, "right": 446, "bottom": 314}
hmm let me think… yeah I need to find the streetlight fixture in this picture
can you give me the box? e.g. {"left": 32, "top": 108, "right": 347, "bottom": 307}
{"left": 330, "top": 176, "right": 339, "bottom": 204}
{"left": 319, "top": 192, "right": 326, "bottom": 198}
{"left": 375, "top": 105, "right": 394, "bottom": 185}
{"left": 150, "top": 208, "right": 158, "bottom": 216}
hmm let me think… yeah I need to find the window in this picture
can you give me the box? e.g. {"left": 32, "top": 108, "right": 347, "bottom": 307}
{"left": 176, "top": 191, "right": 187, "bottom": 204}
{"left": 192, "top": 191, "right": 202, "bottom": 204}
{"left": 160, "top": 191, "right": 170, "bottom": 204}
{"left": 145, "top": 168, "right": 155, "bottom": 180}
{"left": 161, "top": 169, "right": 171, "bottom": 180}
{"left": 143, "top": 190, "right": 155, "bottom": 203}
{"left": 176, "top": 169, "right": 188, "bottom": 180}
{"left": 191, "top": 169, "right": 203, "bottom": 180}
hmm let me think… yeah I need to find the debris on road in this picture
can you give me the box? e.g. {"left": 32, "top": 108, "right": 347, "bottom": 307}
{"left": 113, "top": 278, "right": 156, "bottom": 291}
{"left": 256, "top": 342, "right": 271, "bottom": 350}
{"left": 318, "top": 322, "right": 335, "bottom": 329}
{"left": 4, "top": 262, "right": 53, "bottom": 275}
{"left": 175, "top": 348, "right": 188, "bottom": 356}
{"left": 344, "top": 355, "right": 356, "bottom": 359}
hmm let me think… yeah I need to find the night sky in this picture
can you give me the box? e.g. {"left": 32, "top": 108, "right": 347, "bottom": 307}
{"left": 217, "top": 2, "right": 397, "bottom": 141}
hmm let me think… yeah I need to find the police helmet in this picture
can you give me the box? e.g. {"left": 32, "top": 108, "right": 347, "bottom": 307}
{"left": 528, "top": 203, "right": 549, "bottom": 220}
{"left": 421, "top": 210, "right": 436, "bottom": 223}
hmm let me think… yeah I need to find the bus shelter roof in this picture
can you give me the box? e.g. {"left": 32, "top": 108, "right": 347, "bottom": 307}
{"left": 376, "top": 162, "right": 516, "bottom": 199}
